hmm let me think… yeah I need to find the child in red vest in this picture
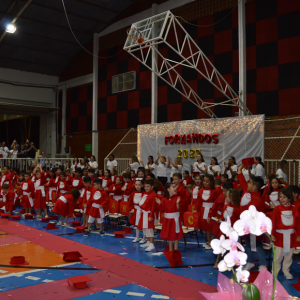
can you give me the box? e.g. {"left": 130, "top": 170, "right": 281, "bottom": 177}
{"left": 209, "top": 182, "right": 234, "bottom": 240}
{"left": 238, "top": 164, "right": 266, "bottom": 271}
{"left": 0, "top": 183, "right": 16, "bottom": 214}
{"left": 102, "top": 169, "right": 112, "bottom": 191}
{"left": 138, "top": 179, "right": 156, "bottom": 252}
{"left": 156, "top": 182, "right": 184, "bottom": 251}
{"left": 57, "top": 172, "right": 70, "bottom": 198}
{"left": 129, "top": 180, "right": 144, "bottom": 243}
{"left": 34, "top": 169, "right": 48, "bottom": 218}
{"left": 53, "top": 189, "right": 80, "bottom": 226}
{"left": 65, "top": 169, "right": 73, "bottom": 184}
{"left": 121, "top": 172, "right": 135, "bottom": 202}
{"left": 182, "top": 170, "right": 193, "bottom": 187}
{"left": 190, "top": 175, "right": 203, "bottom": 206}
{"left": 194, "top": 174, "right": 217, "bottom": 249}
{"left": 20, "top": 172, "right": 35, "bottom": 214}
{"left": 172, "top": 173, "right": 189, "bottom": 219}
{"left": 0, "top": 166, "right": 12, "bottom": 191}
{"left": 84, "top": 179, "right": 109, "bottom": 237}
{"left": 45, "top": 169, "right": 57, "bottom": 203}
{"left": 271, "top": 188, "right": 300, "bottom": 279}
{"left": 265, "top": 177, "right": 281, "bottom": 210}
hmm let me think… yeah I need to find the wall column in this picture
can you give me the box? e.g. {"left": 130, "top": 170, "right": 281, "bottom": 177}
{"left": 238, "top": 0, "right": 247, "bottom": 116}
{"left": 151, "top": 3, "right": 158, "bottom": 124}
{"left": 61, "top": 86, "right": 67, "bottom": 153}
{"left": 92, "top": 33, "right": 99, "bottom": 160}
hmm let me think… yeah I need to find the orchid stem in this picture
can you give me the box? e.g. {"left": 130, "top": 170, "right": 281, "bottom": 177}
{"left": 231, "top": 267, "right": 237, "bottom": 282}
{"left": 265, "top": 233, "right": 276, "bottom": 300}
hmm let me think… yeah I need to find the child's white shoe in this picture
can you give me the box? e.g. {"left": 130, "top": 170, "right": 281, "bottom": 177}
{"left": 283, "top": 271, "right": 293, "bottom": 280}
{"left": 139, "top": 238, "right": 147, "bottom": 244}
{"left": 145, "top": 243, "right": 155, "bottom": 252}
{"left": 140, "top": 241, "right": 150, "bottom": 248}
{"left": 64, "top": 223, "right": 71, "bottom": 227}
{"left": 132, "top": 238, "right": 139, "bottom": 243}
{"left": 57, "top": 221, "right": 63, "bottom": 225}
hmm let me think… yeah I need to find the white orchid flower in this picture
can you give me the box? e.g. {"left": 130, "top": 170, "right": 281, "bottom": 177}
{"left": 222, "top": 231, "right": 245, "bottom": 252}
{"left": 233, "top": 217, "right": 256, "bottom": 236}
{"left": 211, "top": 235, "right": 226, "bottom": 255}
{"left": 254, "top": 212, "right": 272, "bottom": 236}
{"left": 220, "top": 217, "right": 234, "bottom": 237}
{"left": 240, "top": 205, "right": 258, "bottom": 221}
{"left": 218, "top": 260, "right": 231, "bottom": 272}
{"left": 224, "top": 250, "right": 247, "bottom": 268}
{"left": 236, "top": 266, "right": 250, "bottom": 283}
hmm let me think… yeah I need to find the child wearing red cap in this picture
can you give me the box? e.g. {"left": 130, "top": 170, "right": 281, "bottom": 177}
{"left": 155, "top": 182, "right": 183, "bottom": 251}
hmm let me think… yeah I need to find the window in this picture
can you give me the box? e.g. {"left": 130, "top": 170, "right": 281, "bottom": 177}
{"left": 112, "top": 71, "right": 136, "bottom": 93}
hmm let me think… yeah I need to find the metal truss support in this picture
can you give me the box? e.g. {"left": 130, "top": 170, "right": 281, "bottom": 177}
{"left": 124, "top": 11, "right": 252, "bottom": 118}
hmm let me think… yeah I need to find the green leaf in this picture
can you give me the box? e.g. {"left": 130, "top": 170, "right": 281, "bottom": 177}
{"left": 246, "top": 283, "right": 261, "bottom": 300}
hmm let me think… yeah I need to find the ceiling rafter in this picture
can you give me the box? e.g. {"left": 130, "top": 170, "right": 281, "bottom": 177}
{"left": 74, "top": 0, "right": 120, "bottom": 14}
{"left": 18, "top": 0, "right": 108, "bottom": 24}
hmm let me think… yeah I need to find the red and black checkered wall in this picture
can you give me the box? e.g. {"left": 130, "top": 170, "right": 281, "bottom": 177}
{"left": 64, "top": 0, "right": 300, "bottom": 133}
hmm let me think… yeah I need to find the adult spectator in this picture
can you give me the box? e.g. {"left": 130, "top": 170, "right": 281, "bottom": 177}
{"left": 140, "top": 156, "right": 156, "bottom": 174}
{"left": 276, "top": 160, "right": 288, "bottom": 186}
{"left": 89, "top": 155, "right": 98, "bottom": 171}
{"left": 10, "top": 146, "right": 18, "bottom": 168}
{"left": 106, "top": 154, "right": 117, "bottom": 171}
{"left": 206, "top": 157, "right": 221, "bottom": 176}
{"left": 250, "top": 156, "right": 266, "bottom": 183}
{"left": 17, "top": 144, "right": 26, "bottom": 158}
{"left": 71, "top": 158, "right": 79, "bottom": 173}
{"left": 0, "top": 142, "right": 10, "bottom": 158}
{"left": 10, "top": 139, "right": 17, "bottom": 150}
{"left": 78, "top": 158, "right": 85, "bottom": 169}
{"left": 223, "top": 156, "right": 237, "bottom": 180}
{"left": 129, "top": 155, "right": 142, "bottom": 173}
{"left": 26, "top": 141, "right": 38, "bottom": 159}
{"left": 38, "top": 151, "right": 48, "bottom": 167}
{"left": 167, "top": 156, "right": 183, "bottom": 181}
{"left": 191, "top": 154, "right": 206, "bottom": 176}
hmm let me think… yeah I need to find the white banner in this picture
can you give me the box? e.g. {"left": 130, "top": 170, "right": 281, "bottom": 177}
{"left": 138, "top": 115, "right": 265, "bottom": 176}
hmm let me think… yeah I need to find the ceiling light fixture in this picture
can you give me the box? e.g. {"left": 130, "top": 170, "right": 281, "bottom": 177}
{"left": 6, "top": 24, "right": 16, "bottom": 33}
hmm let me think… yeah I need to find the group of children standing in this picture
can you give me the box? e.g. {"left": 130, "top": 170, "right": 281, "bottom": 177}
{"left": 1, "top": 159, "right": 300, "bottom": 279}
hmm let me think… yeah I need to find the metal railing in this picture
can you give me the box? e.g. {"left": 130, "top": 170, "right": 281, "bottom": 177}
{"left": 104, "top": 158, "right": 131, "bottom": 175}
{"left": 0, "top": 158, "right": 75, "bottom": 171}
{"left": 104, "top": 128, "right": 137, "bottom": 174}
{"left": 265, "top": 159, "right": 300, "bottom": 186}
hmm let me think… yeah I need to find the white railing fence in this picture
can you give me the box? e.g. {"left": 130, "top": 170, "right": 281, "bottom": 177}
{"left": 0, "top": 158, "right": 75, "bottom": 171}
{"left": 103, "top": 158, "right": 130, "bottom": 175}
{"left": 265, "top": 159, "right": 300, "bottom": 186}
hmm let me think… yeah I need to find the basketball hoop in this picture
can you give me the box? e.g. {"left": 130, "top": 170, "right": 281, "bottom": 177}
{"left": 127, "top": 28, "right": 144, "bottom": 44}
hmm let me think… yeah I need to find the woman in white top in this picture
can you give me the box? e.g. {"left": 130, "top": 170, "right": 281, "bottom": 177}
{"left": 223, "top": 156, "right": 237, "bottom": 180}
{"left": 205, "top": 157, "right": 221, "bottom": 176}
{"left": 155, "top": 152, "right": 168, "bottom": 185}
{"left": 10, "top": 146, "right": 18, "bottom": 168}
{"left": 129, "top": 155, "right": 142, "bottom": 173}
{"left": 250, "top": 156, "right": 266, "bottom": 183}
{"left": 106, "top": 154, "right": 117, "bottom": 172}
{"left": 140, "top": 156, "right": 156, "bottom": 174}
{"left": 191, "top": 154, "right": 206, "bottom": 175}
{"left": 168, "top": 156, "right": 183, "bottom": 180}
{"left": 71, "top": 157, "right": 79, "bottom": 174}
{"left": 77, "top": 158, "right": 85, "bottom": 169}
{"left": 89, "top": 155, "right": 98, "bottom": 171}
{"left": 276, "top": 160, "right": 288, "bottom": 185}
